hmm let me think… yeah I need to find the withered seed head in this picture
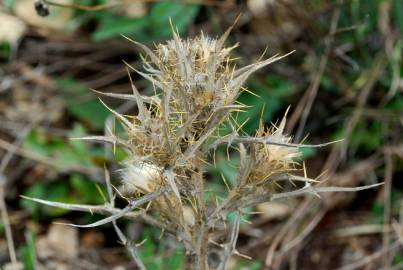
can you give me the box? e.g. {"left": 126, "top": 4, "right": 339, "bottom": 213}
{"left": 119, "top": 29, "right": 292, "bottom": 172}
{"left": 120, "top": 162, "right": 162, "bottom": 194}
{"left": 249, "top": 115, "right": 301, "bottom": 184}
{"left": 153, "top": 34, "right": 238, "bottom": 113}
{"left": 101, "top": 27, "right": 296, "bottom": 227}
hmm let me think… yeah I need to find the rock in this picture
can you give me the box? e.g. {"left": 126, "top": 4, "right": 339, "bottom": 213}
{"left": 36, "top": 221, "right": 79, "bottom": 260}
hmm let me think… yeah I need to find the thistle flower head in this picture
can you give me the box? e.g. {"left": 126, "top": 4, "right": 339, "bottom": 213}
{"left": 153, "top": 33, "right": 238, "bottom": 112}
{"left": 120, "top": 161, "right": 186, "bottom": 225}
{"left": 248, "top": 115, "right": 301, "bottom": 184}
{"left": 95, "top": 26, "right": 295, "bottom": 233}
{"left": 119, "top": 28, "right": 291, "bottom": 171}
{"left": 126, "top": 117, "right": 174, "bottom": 167}
{"left": 120, "top": 162, "right": 162, "bottom": 194}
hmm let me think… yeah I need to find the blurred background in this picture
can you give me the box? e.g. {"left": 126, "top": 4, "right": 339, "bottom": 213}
{"left": 0, "top": 0, "right": 402, "bottom": 269}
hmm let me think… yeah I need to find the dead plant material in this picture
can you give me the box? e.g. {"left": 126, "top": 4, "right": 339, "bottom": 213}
{"left": 24, "top": 22, "right": 383, "bottom": 269}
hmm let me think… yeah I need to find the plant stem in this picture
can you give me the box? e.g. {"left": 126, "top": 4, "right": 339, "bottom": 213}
{"left": 193, "top": 223, "right": 209, "bottom": 270}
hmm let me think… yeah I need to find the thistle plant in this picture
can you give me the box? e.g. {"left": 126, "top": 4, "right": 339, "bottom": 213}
{"left": 24, "top": 23, "right": 383, "bottom": 269}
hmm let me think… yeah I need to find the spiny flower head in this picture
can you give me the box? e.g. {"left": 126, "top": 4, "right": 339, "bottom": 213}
{"left": 120, "top": 160, "right": 187, "bottom": 226}
{"left": 248, "top": 115, "right": 301, "bottom": 184}
{"left": 153, "top": 33, "right": 238, "bottom": 113}
{"left": 119, "top": 28, "right": 292, "bottom": 169}
{"left": 120, "top": 162, "right": 162, "bottom": 194}
{"left": 95, "top": 25, "right": 294, "bottom": 227}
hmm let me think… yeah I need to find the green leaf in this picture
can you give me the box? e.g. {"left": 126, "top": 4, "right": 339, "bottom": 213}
{"left": 114, "top": 146, "right": 129, "bottom": 162}
{"left": 210, "top": 154, "right": 240, "bottom": 187}
{"left": 298, "top": 147, "right": 317, "bottom": 160}
{"left": 19, "top": 231, "right": 37, "bottom": 270}
{"left": 137, "top": 227, "right": 185, "bottom": 269}
{"left": 20, "top": 183, "right": 47, "bottom": 215}
{"left": 70, "top": 173, "right": 105, "bottom": 204}
{"left": 350, "top": 121, "right": 383, "bottom": 153}
{"left": 92, "top": 2, "right": 200, "bottom": 41}
{"left": 57, "top": 78, "right": 110, "bottom": 129}
{"left": 386, "top": 94, "right": 403, "bottom": 111}
{"left": 149, "top": 2, "right": 200, "bottom": 38}
{"left": 0, "top": 42, "right": 12, "bottom": 62}
{"left": 21, "top": 182, "right": 70, "bottom": 217}
{"left": 393, "top": 254, "right": 403, "bottom": 264}
{"left": 23, "top": 127, "right": 104, "bottom": 172}
{"left": 69, "top": 123, "right": 89, "bottom": 154}
{"left": 140, "top": 229, "right": 160, "bottom": 269}
{"left": 166, "top": 250, "right": 184, "bottom": 269}
{"left": 229, "top": 74, "right": 297, "bottom": 135}
{"left": 23, "top": 130, "right": 52, "bottom": 156}
{"left": 21, "top": 173, "right": 105, "bottom": 218}
{"left": 93, "top": 17, "right": 148, "bottom": 41}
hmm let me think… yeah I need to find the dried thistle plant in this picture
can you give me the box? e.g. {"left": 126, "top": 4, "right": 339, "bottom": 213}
{"left": 24, "top": 23, "right": 383, "bottom": 270}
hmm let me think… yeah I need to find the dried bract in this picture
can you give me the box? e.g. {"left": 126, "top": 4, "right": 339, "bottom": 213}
{"left": 248, "top": 115, "right": 301, "bottom": 185}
